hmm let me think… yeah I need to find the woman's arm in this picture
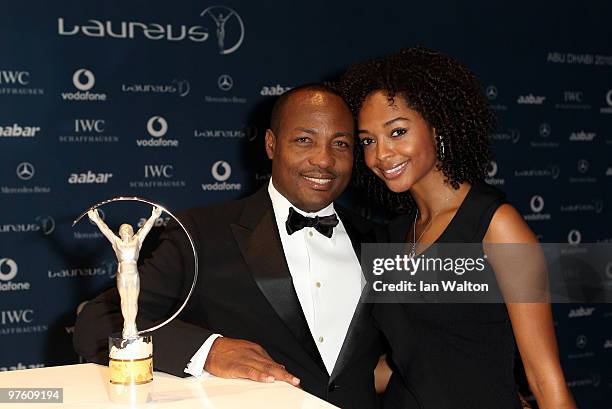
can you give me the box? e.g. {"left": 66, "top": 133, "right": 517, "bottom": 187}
{"left": 484, "top": 204, "right": 576, "bottom": 409}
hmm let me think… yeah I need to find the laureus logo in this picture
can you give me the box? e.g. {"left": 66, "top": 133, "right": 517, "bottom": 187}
{"left": 201, "top": 6, "right": 245, "bottom": 55}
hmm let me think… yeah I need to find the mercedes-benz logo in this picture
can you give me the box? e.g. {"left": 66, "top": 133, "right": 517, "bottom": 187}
{"left": 218, "top": 74, "right": 234, "bottom": 91}
{"left": 606, "top": 89, "right": 612, "bottom": 107}
{"left": 539, "top": 123, "right": 551, "bottom": 138}
{"left": 201, "top": 6, "right": 245, "bottom": 55}
{"left": 576, "top": 335, "right": 587, "bottom": 349}
{"left": 16, "top": 162, "right": 35, "bottom": 180}
{"left": 577, "top": 159, "right": 589, "bottom": 174}
{"left": 485, "top": 85, "right": 498, "bottom": 100}
{"left": 73, "top": 68, "right": 95, "bottom": 91}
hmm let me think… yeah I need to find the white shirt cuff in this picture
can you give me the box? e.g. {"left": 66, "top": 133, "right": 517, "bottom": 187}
{"left": 184, "top": 333, "right": 223, "bottom": 378}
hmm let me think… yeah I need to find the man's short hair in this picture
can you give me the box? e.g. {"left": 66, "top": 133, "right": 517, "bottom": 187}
{"left": 269, "top": 83, "right": 346, "bottom": 136}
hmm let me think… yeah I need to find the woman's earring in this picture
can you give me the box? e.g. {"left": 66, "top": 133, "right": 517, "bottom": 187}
{"left": 437, "top": 134, "right": 446, "bottom": 160}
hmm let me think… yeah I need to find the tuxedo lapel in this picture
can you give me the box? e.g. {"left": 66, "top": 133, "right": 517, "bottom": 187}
{"left": 329, "top": 210, "right": 371, "bottom": 381}
{"left": 230, "top": 186, "right": 326, "bottom": 372}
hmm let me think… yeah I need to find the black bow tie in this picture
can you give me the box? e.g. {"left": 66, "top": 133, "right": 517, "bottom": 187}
{"left": 285, "top": 207, "right": 339, "bottom": 238}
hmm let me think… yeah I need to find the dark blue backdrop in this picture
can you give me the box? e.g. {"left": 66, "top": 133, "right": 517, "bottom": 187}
{"left": 1, "top": 1, "right": 611, "bottom": 407}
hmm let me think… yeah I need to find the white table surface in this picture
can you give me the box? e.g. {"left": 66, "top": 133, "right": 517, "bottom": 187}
{"left": 0, "top": 363, "right": 337, "bottom": 408}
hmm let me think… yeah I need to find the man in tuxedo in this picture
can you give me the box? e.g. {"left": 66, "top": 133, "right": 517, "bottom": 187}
{"left": 74, "top": 84, "right": 383, "bottom": 408}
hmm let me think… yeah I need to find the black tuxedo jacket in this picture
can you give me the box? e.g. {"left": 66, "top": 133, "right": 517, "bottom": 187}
{"left": 74, "top": 185, "right": 384, "bottom": 408}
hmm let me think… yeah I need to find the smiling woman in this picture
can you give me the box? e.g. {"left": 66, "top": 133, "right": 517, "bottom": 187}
{"left": 339, "top": 47, "right": 576, "bottom": 409}
{"left": 340, "top": 47, "right": 495, "bottom": 214}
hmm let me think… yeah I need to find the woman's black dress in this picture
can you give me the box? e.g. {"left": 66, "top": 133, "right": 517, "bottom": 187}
{"left": 377, "top": 181, "right": 522, "bottom": 409}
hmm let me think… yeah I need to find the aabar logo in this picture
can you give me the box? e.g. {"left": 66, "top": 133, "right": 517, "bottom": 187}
{"left": 517, "top": 94, "right": 546, "bottom": 105}
{"left": 0, "top": 124, "right": 41, "bottom": 137}
{"left": 568, "top": 307, "right": 595, "bottom": 318}
{"left": 68, "top": 171, "right": 113, "bottom": 184}
{"left": 569, "top": 131, "right": 596, "bottom": 141}
{"left": 260, "top": 85, "right": 292, "bottom": 96}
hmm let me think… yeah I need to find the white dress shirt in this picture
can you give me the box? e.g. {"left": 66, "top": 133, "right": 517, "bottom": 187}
{"left": 185, "top": 179, "right": 362, "bottom": 376}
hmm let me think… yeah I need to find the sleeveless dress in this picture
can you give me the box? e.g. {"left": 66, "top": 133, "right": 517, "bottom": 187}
{"left": 377, "top": 181, "right": 522, "bottom": 409}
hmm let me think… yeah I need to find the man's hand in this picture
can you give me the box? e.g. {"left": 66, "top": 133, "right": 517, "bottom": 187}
{"left": 204, "top": 337, "right": 300, "bottom": 386}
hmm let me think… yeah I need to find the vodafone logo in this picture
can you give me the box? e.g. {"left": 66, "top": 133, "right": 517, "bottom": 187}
{"left": 147, "top": 116, "right": 168, "bottom": 138}
{"left": 0, "top": 258, "right": 18, "bottom": 281}
{"left": 202, "top": 160, "right": 241, "bottom": 191}
{"left": 72, "top": 69, "right": 95, "bottom": 91}
{"left": 567, "top": 229, "right": 582, "bottom": 245}
{"left": 211, "top": 161, "right": 231, "bottom": 181}
{"left": 530, "top": 195, "right": 545, "bottom": 213}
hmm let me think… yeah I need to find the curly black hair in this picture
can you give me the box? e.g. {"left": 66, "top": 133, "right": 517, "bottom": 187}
{"left": 339, "top": 46, "right": 495, "bottom": 214}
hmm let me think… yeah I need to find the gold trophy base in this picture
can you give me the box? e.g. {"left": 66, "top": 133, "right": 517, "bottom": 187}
{"left": 108, "top": 334, "right": 153, "bottom": 405}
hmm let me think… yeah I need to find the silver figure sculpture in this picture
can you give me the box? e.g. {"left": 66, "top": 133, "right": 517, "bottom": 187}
{"left": 88, "top": 206, "right": 162, "bottom": 339}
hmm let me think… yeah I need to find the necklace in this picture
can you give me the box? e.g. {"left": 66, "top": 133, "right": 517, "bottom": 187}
{"left": 408, "top": 208, "right": 434, "bottom": 258}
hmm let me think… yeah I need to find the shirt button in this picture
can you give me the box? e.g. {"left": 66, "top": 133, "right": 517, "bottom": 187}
{"left": 318, "top": 336, "right": 324, "bottom": 343}
{"left": 315, "top": 281, "right": 321, "bottom": 288}
{"left": 308, "top": 230, "right": 314, "bottom": 237}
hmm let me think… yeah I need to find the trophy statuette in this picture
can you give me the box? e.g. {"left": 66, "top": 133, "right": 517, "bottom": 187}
{"left": 74, "top": 197, "right": 199, "bottom": 405}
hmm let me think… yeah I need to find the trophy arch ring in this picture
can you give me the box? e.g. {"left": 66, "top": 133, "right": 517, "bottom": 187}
{"left": 73, "top": 196, "right": 199, "bottom": 336}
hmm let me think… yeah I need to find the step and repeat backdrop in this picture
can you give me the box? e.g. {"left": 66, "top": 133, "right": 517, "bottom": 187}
{"left": 1, "top": 1, "right": 611, "bottom": 407}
